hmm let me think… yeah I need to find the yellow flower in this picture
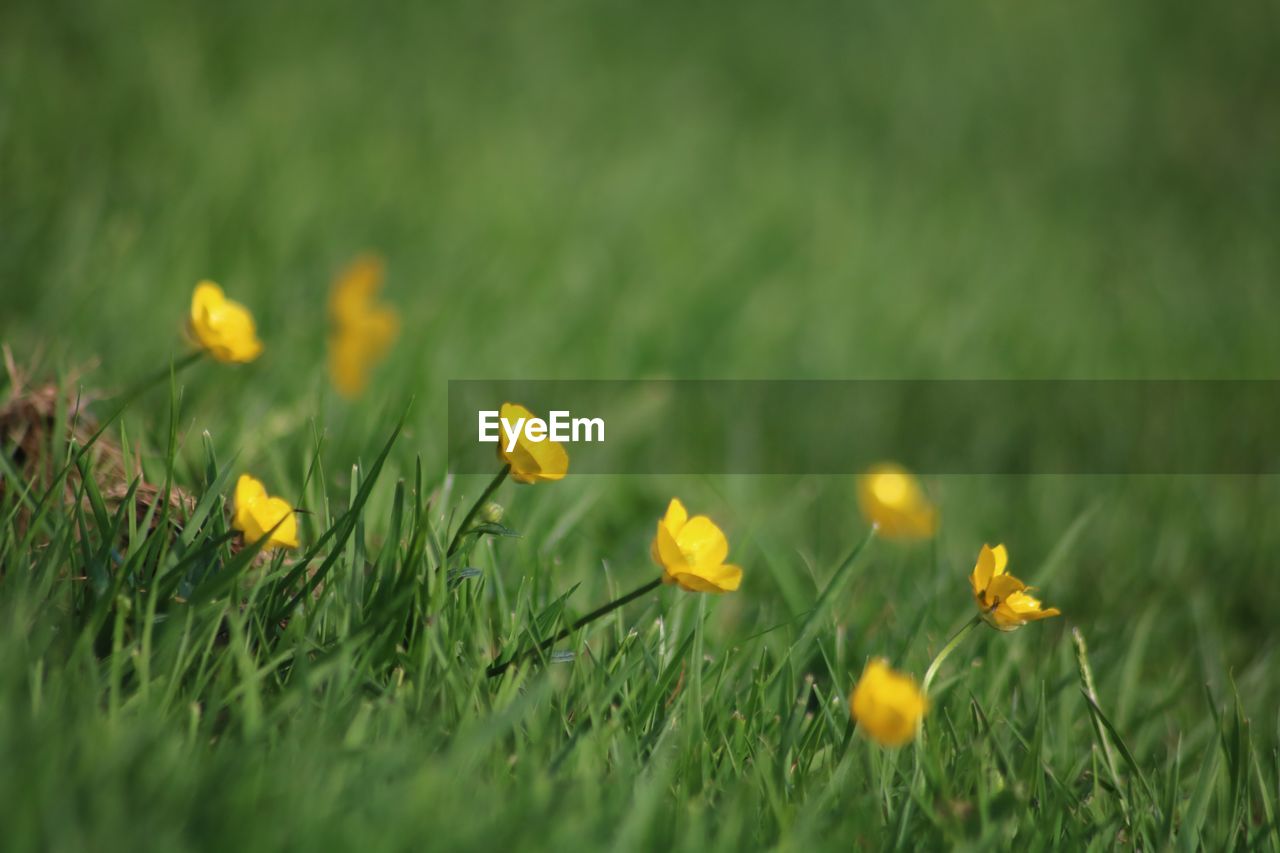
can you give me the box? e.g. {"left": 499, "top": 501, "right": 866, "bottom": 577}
{"left": 189, "top": 281, "right": 263, "bottom": 364}
{"left": 856, "top": 463, "right": 937, "bottom": 540}
{"left": 650, "top": 498, "right": 743, "bottom": 593}
{"left": 497, "top": 402, "right": 569, "bottom": 484}
{"left": 969, "top": 544, "right": 1061, "bottom": 631}
{"left": 232, "top": 474, "right": 299, "bottom": 550}
{"left": 328, "top": 254, "right": 385, "bottom": 323}
{"left": 850, "top": 658, "right": 928, "bottom": 747}
{"left": 327, "top": 254, "right": 400, "bottom": 399}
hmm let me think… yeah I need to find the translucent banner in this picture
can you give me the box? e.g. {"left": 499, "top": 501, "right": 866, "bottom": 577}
{"left": 447, "top": 380, "right": 1280, "bottom": 475}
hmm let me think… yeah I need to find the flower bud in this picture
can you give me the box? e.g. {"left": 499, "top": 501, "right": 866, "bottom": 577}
{"left": 479, "top": 501, "right": 505, "bottom": 524}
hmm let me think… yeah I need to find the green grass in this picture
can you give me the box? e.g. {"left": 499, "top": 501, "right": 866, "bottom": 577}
{"left": 3, "top": 0, "right": 1280, "bottom": 849}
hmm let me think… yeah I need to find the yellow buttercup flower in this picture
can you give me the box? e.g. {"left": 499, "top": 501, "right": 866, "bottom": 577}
{"left": 969, "top": 544, "right": 1061, "bottom": 631}
{"left": 856, "top": 463, "right": 937, "bottom": 540}
{"left": 328, "top": 254, "right": 386, "bottom": 323}
{"left": 232, "top": 474, "right": 299, "bottom": 550}
{"left": 650, "top": 498, "right": 742, "bottom": 593}
{"left": 850, "top": 658, "right": 928, "bottom": 747}
{"left": 189, "top": 281, "right": 263, "bottom": 364}
{"left": 327, "top": 254, "right": 400, "bottom": 398}
{"left": 497, "top": 402, "right": 569, "bottom": 484}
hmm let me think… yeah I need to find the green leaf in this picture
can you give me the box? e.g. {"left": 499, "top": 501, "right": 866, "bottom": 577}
{"left": 1080, "top": 690, "right": 1161, "bottom": 815}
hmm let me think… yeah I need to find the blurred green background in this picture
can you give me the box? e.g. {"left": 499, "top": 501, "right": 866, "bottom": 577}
{"left": 5, "top": 0, "right": 1279, "bottom": 385}
{"left": 3, "top": 0, "right": 1280, "bottom": 847}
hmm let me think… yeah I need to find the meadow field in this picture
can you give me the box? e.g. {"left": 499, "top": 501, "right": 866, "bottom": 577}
{"left": 3, "top": 0, "right": 1280, "bottom": 849}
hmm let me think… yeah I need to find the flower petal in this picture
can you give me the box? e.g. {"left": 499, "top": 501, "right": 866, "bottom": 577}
{"left": 850, "top": 658, "right": 928, "bottom": 747}
{"left": 669, "top": 563, "right": 741, "bottom": 593}
{"left": 857, "top": 463, "right": 937, "bottom": 541}
{"left": 233, "top": 474, "right": 267, "bottom": 534}
{"left": 990, "top": 544, "right": 1009, "bottom": 576}
{"left": 654, "top": 520, "right": 688, "bottom": 574}
{"left": 662, "top": 498, "right": 688, "bottom": 537}
{"left": 499, "top": 402, "right": 535, "bottom": 423}
{"left": 525, "top": 434, "right": 569, "bottom": 481}
{"left": 329, "top": 254, "right": 386, "bottom": 325}
{"left": 985, "top": 572, "right": 1027, "bottom": 602}
{"left": 971, "top": 544, "right": 997, "bottom": 595}
{"left": 675, "top": 515, "right": 729, "bottom": 567}
{"left": 189, "top": 281, "right": 262, "bottom": 363}
{"left": 249, "top": 496, "right": 298, "bottom": 550}
{"left": 495, "top": 403, "right": 569, "bottom": 484}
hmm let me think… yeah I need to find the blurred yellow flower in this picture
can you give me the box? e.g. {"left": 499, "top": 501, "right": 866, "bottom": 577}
{"left": 856, "top": 463, "right": 937, "bottom": 540}
{"left": 969, "top": 544, "right": 1060, "bottom": 631}
{"left": 328, "top": 254, "right": 400, "bottom": 398}
{"left": 232, "top": 474, "right": 299, "bottom": 550}
{"left": 650, "top": 498, "right": 742, "bottom": 593}
{"left": 850, "top": 658, "right": 928, "bottom": 747}
{"left": 189, "top": 281, "right": 263, "bottom": 363}
{"left": 498, "top": 402, "right": 569, "bottom": 484}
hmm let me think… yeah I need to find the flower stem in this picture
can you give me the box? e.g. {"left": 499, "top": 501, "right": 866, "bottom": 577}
{"left": 127, "top": 350, "right": 204, "bottom": 398}
{"left": 446, "top": 464, "right": 509, "bottom": 557}
{"left": 486, "top": 577, "right": 663, "bottom": 678}
{"left": 72, "top": 351, "right": 203, "bottom": 464}
{"left": 922, "top": 613, "right": 983, "bottom": 695}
